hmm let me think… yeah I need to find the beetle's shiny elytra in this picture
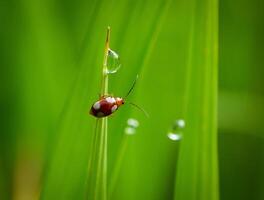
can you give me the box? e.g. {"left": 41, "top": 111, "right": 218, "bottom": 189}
{"left": 90, "top": 96, "right": 124, "bottom": 118}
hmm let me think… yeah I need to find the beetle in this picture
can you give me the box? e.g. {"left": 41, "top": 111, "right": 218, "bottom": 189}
{"left": 90, "top": 96, "right": 124, "bottom": 118}
{"left": 89, "top": 76, "right": 147, "bottom": 118}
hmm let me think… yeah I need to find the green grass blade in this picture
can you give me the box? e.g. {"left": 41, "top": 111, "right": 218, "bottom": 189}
{"left": 87, "top": 28, "right": 110, "bottom": 200}
{"left": 174, "top": 0, "right": 219, "bottom": 199}
{"left": 87, "top": 119, "right": 107, "bottom": 200}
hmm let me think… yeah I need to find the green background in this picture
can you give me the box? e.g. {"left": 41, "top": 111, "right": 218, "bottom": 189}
{"left": 0, "top": 0, "right": 263, "bottom": 199}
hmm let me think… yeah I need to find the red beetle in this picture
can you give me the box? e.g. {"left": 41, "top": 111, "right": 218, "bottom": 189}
{"left": 90, "top": 76, "right": 147, "bottom": 118}
{"left": 90, "top": 96, "right": 124, "bottom": 118}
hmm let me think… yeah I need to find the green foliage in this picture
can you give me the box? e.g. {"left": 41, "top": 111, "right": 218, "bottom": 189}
{"left": 174, "top": 0, "right": 219, "bottom": 199}
{"left": 0, "top": 0, "right": 263, "bottom": 200}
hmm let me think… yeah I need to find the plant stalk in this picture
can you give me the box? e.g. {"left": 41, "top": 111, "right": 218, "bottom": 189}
{"left": 87, "top": 27, "right": 110, "bottom": 200}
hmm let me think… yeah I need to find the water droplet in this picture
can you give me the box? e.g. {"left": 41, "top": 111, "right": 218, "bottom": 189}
{"left": 167, "top": 132, "right": 182, "bottom": 141}
{"left": 167, "top": 119, "right": 185, "bottom": 141}
{"left": 124, "top": 118, "right": 139, "bottom": 135}
{"left": 107, "top": 49, "right": 121, "bottom": 74}
{"left": 125, "top": 127, "right": 136, "bottom": 135}
{"left": 127, "top": 118, "right": 139, "bottom": 128}
{"left": 173, "top": 119, "right": 185, "bottom": 129}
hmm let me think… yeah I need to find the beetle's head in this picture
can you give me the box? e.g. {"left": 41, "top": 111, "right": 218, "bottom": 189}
{"left": 116, "top": 97, "right": 124, "bottom": 106}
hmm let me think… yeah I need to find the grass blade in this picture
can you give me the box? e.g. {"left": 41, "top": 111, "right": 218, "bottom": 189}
{"left": 86, "top": 27, "right": 110, "bottom": 200}
{"left": 174, "top": 0, "right": 219, "bottom": 199}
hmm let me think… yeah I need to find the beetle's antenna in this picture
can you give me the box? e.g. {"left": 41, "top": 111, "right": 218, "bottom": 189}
{"left": 128, "top": 102, "right": 149, "bottom": 118}
{"left": 124, "top": 75, "right": 139, "bottom": 99}
{"left": 124, "top": 75, "right": 148, "bottom": 117}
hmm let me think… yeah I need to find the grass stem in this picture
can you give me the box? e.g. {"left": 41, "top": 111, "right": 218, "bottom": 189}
{"left": 87, "top": 27, "right": 110, "bottom": 200}
{"left": 108, "top": 135, "right": 129, "bottom": 199}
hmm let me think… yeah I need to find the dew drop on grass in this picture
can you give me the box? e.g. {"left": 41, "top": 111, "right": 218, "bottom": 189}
{"left": 167, "top": 132, "right": 182, "bottom": 141}
{"left": 125, "top": 127, "right": 136, "bottom": 135}
{"left": 167, "top": 119, "right": 185, "bottom": 141}
{"left": 127, "top": 118, "right": 139, "bottom": 128}
{"left": 107, "top": 49, "right": 121, "bottom": 74}
{"left": 173, "top": 119, "right": 185, "bottom": 130}
{"left": 125, "top": 118, "right": 139, "bottom": 135}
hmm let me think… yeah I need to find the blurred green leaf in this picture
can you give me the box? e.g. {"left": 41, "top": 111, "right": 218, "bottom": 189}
{"left": 1, "top": 0, "right": 263, "bottom": 199}
{"left": 174, "top": 0, "right": 219, "bottom": 199}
